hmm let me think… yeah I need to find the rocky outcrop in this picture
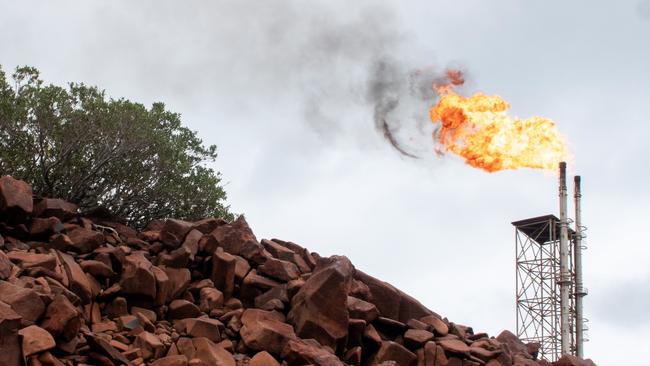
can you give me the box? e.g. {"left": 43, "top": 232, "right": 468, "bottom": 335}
{"left": 0, "top": 175, "right": 598, "bottom": 366}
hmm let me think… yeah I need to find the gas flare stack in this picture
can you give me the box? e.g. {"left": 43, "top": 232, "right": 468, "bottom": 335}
{"left": 512, "top": 162, "right": 588, "bottom": 361}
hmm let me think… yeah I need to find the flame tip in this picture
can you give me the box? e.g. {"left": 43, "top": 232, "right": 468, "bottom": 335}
{"left": 430, "top": 88, "right": 570, "bottom": 172}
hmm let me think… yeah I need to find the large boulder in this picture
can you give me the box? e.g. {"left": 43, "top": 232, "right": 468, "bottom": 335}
{"left": 160, "top": 219, "right": 193, "bottom": 248}
{"left": 0, "top": 280, "right": 46, "bottom": 323}
{"left": 0, "top": 176, "right": 33, "bottom": 219}
{"left": 18, "top": 325, "right": 56, "bottom": 357}
{"left": 281, "top": 339, "right": 345, "bottom": 366}
{"left": 66, "top": 227, "right": 104, "bottom": 253}
{"left": 33, "top": 198, "right": 77, "bottom": 220}
{"left": 241, "top": 309, "right": 296, "bottom": 356}
{"left": 58, "top": 251, "right": 93, "bottom": 304}
{"left": 119, "top": 252, "right": 157, "bottom": 300}
{"left": 355, "top": 270, "right": 434, "bottom": 323}
{"left": 192, "top": 337, "right": 236, "bottom": 366}
{"left": 0, "top": 252, "right": 13, "bottom": 280}
{"left": 6, "top": 251, "right": 57, "bottom": 271}
{"left": 258, "top": 257, "right": 300, "bottom": 282}
{"left": 201, "top": 216, "right": 260, "bottom": 258}
{"left": 211, "top": 248, "right": 236, "bottom": 300}
{"left": 0, "top": 303, "right": 22, "bottom": 366}
{"left": 366, "top": 340, "right": 417, "bottom": 366}
{"left": 40, "top": 294, "right": 81, "bottom": 341}
{"left": 287, "top": 256, "right": 353, "bottom": 351}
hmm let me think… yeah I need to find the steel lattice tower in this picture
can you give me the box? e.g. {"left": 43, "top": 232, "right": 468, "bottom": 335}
{"left": 513, "top": 214, "right": 579, "bottom": 361}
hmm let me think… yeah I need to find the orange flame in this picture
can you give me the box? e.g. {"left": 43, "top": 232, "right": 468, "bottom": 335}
{"left": 430, "top": 84, "right": 569, "bottom": 172}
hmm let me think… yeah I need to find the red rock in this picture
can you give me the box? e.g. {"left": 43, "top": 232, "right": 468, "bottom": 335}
{"left": 406, "top": 318, "right": 429, "bottom": 330}
{"left": 7, "top": 251, "right": 57, "bottom": 271}
{"left": 58, "top": 251, "right": 93, "bottom": 304}
{"left": 131, "top": 306, "right": 157, "bottom": 323}
{"left": 554, "top": 355, "right": 597, "bottom": 366}
{"left": 192, "top": 337, "right": 235, "bottom": 366}
{"left": 0, "top": 303, "right": 22, "bottom": 366}
{"left": 163, "top": 266, "right": 191, "bottom": 300}
{"left": 243, "top": 270, "right": 281, "bottom": 290}
{"left": 33, "top": 198, "right": 78, "bottom": 220}
{"left": 0, "top": 251, "right": 13, "bottom": 280}
{"left": 66, "top": 227, "right": 104, "bottom": 253}
{"left": 159, "top": 246, "right": 191, "bottom": 268}
{"left": 449, "top": 323, "right": 473, "bottom": 339}
{"left": 347, "top": 318, "right": 366, "bottom": 349}
{"left": 29, "top": 217, "right": 62, "bottom": 237}
{"left": 160, "top": 219, "right": 193, "bottom": 248}
{"left": 270, "top": 239, "right": 316, "bottom": 270}
{"left": 192, "top": 218, "right": 227, "bottom": 234}
{"left": 0, "top": 176, "right": 33, "bottom": 217}
{"left": 0, "top": 280, "right": 46, "bottom": 323}
{"left": 424, "top": 341, "right": 437, "bottom": 366}
{"left": 118, "top": 314, "right": 141, "bottom": 330}
{"left": 355, "top": 270, "right": 434, "bottom": 323}
{"left": 181, "top": 229, "right": 202, "bottom": 260}
{"left": 80, "top": 259, "right": 114, "bottom": 277}
{"left": 134, "top": 331, "right": 166, "bottom": 360}
{"left": 281, "top": 339, "right": 345, "bottom": 366}
{"left": 211, "top": 248, "right": 236, "bottom": 300}
{"left": 526, "top": 342, "right": 540, "bottom": 359}
{"left": 199, "top": 287, "right": 224, "bottom": 313}
{"left": 176, "top": 337, "right": 196, "bottom": 359}
{"left": 254, "top": 284, "right": 289, "bottom": 309}
{"left": 344, "top": 346, "right": 362, "bottom": 366}
{"left": 150, "top": 355, "right": 189, "bottom": 366}
{"left": 140, "top": 230, "right": 161, "bottom": 243}
{"left": 496, "top": 330, "right": 529, "bottom": 356}
{"left": 86, "top": 332, "right": 134, "bottom": 365}
{"left": 168, "top": 299, "right": 201, "bottom": 320}
{"left": 240, "top": 241, "right": 268, "bottom": 265}
{"left": 288, "top": 256, "right": 353, "bottom": 351}
{"left": 403, "top": 329, "right": 434, "bottom": 350}
{"left": 420, "top": 315, "right": 449, "bottom": 336}
{"left": 104, "top": 296, "right": 128, "bottom": 319}
{"left": 438, "top": 338, "right": 470, "bottom": 354}
{"left": 40, "top": 294, "right": 81, "bottom": 341}
{"left": 354, "top": 270, "right": 401, "bottom": 319}
{"left": 240, "top": 317, "right": 296, "bottom": 356}
{"left": 367, "top": 340, "right": 417, "bottom": 366}
{"left": 186, "top": 318, "right": 224, "bottom": 342}
{"left": 233, "top": 255, "right": 251, "bottom": 281}
{"left": 261, "top": 239, "right": 295, "bottom": 261}
{"left": 37, "top": 351, "right": 66, "bottom": 366}
{"left": 18, "top": 325, "right": 56, "bottom": 357}
{"left": 347, "top": 296, "right": 379, "bottom": 323}
{"left": 201, "top": 216, "right": 259, "bottom": 256}
{"left": 289, "top": 253, "right": 311, "bottom": 274}
{"left": 153, "top": 266, "right": 172, "bottom": 306}
{"left": 119, "top": 252, "right": 156, "bottom": 299}
{"left": 513, "top": 354, "right": 539, "bottom": 366}
{"left": 250, "top": 350, "right": 281, "bottom": 366}
{"left": 469, "top": 345, "right": 502, "bottom": 361}
{"left": 258, "top": 257, "right": 300, "bottom": 282}
{"left": 363, "top": 323, "right": 382, "bottom": 349}
{"left": 241, "top": 309, "right": 286, "bottom": 325}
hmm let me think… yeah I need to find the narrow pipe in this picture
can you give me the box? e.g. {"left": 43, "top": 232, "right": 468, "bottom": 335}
{"left": 559, "top": 162, "right": 571, "bottom": 355}
{"left": 574, "top": 175, "right": 585, "bottom": 358}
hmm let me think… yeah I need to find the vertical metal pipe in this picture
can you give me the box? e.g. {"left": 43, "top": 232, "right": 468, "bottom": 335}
{"left": 558, "top": 162, "right": 570, "bottom": 355}
{"left": 574, "top": 175, "right": 585, "bottom": 358}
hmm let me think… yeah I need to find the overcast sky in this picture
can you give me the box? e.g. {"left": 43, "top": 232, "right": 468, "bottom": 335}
{"left": 2, "top": 1, "right": 649, "bottom": 364}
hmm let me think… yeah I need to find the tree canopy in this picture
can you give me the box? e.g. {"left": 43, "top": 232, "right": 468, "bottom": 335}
{"left": 0, "top": 65, "right": 233, "bottom": 227}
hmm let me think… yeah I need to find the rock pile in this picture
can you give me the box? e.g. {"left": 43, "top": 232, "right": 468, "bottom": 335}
{"left": 0, "top": 175, "right": 597, "bottom": 366}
